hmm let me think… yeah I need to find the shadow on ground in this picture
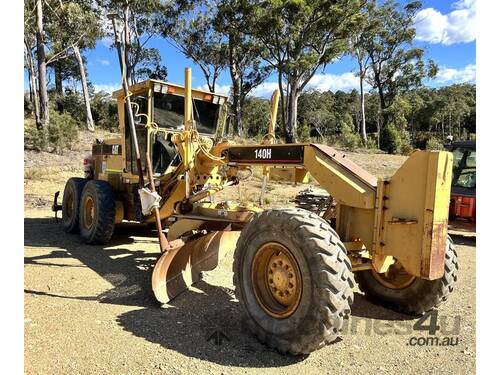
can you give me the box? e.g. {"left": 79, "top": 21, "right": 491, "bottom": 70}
{"left": 450, "top": 233, "right": 476, "bottom": 247}
{"left": 25, "top": 216, "right": 419, "bottom": 366}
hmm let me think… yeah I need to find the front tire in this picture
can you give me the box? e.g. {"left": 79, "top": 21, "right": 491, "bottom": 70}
{"left": 62, "top": 177, "right": 87, "bottom": 233}
{"left": 79, "top": 180, "right": 116, "bottom": 244}
{"left": 355, "top": 236, "right": 458, "bottom": 315}
{"left": 233, "top": 208, "right": 355, "bottom": 355}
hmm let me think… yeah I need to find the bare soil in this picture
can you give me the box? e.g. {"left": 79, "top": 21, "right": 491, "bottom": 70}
{"left": 24, "top": 132, "right": 475, "bottom": 374}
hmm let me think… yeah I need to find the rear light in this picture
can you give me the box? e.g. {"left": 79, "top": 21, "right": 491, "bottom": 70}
{"left": 83, "top": 155, "right": 92, "bottom": 178}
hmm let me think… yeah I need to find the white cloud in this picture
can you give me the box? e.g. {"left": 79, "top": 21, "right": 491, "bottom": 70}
{"left": 414, "top": 0, "right": 476, "bottom": 45}
{"left": 93, "top": 83, "right": 121, "bottom": 93}
{"left": 306, "top": 72, "right": 368, "bottom": 92}
{"left": 434, "top": 63, "right": 476, "bottom": 84}
{"left": 196, "top": 83, "right": 231, "bottom": 96}
{"left": 249, "top": 82, "right": 280, "bottom": 98}
{"left": 249, "top": 73, "right": 369, "bottom": 99}
{"left": 97, "top": 59, "right": 110, "bottom": 66}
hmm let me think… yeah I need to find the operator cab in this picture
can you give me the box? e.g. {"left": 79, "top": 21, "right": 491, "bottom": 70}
{"left": 446, "top": 140, "right": 476, "bottom": 223}
{"left": 446, "top": 140, "right": 476, "bottom": 197}
{"left": 113, "top": 79, "right": 228, "bottom": 177}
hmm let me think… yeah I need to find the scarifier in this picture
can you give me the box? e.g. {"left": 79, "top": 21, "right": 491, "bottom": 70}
{"left": 53, "top": 25, "right": 457, "bottom": 354}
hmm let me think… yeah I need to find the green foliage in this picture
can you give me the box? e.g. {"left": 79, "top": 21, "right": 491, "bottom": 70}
{"left": 297, "top": 122, "right": 310, "bottom": 142}
{"left": 298, "top": 90, "right": 359, "bottom": 139}
{"left": 241, "top": 96, "right": 271, "bottom": 137}
{"left": 363, "top": 0, "right": 437, "bottom": 135}
{"left": 159, "top": 2, "right": 227, "bottom": 91}
{"left": 366, "top": 136, "right": 378, "bottom": 150}
{"left": 380, "top": 125, "right": 402, "bottom": 154}
{"left": 48, "top": 88, "right": 118, "bottom": 132}
{"left": 102, "top": 0, "right": 167, "bottom": 84}
{"left": 214, "top": 0, "right": 272, "bottom": 136}
{"left": 335, "top": 132, "right": 363, "bottom": 151}
{"left": 24, "top": 118, "right": 40, "bottom": 150}
{"left": 91, "top": 91, "right": 119, "bottom": 132}
{"left": 52, "top": 90, "right": 86, "bottom": 123}
{"left": 399, "top": 136, "right": 413, "bottom": 155}
{"left": 25, "top": 110, "right": 79, "bottom": 154}
{"left": 425, "top": 137, "right": 444, "bottom": 151}
{"left": 48, "top": 109, "right": 80, "bottom": 154}
{"left": 247, "top": 0, "right": 365, "bottom": 141}
{"left": 24, "top": 93, "right": 33, "bottom": 115}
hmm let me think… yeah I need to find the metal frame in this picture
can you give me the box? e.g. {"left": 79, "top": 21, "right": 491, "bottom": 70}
{"left": 87, "top": 68, "right": 453, "bottom": 303}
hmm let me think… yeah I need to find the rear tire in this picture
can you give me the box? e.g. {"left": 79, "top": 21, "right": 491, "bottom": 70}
{"left": 233, "top": 208, "right": 355, "bottom": 355}
{"left": 355, "top": 236, "right": 458, "bottom": 315}
{"left": 79, "top": 180, "right": 116, "bottom": 244}
{"left": 62, "top": 177, "right": 87, "bottom": 233}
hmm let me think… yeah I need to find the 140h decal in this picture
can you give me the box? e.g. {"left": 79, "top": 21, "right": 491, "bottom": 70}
{"left": 254, "top": 148, "right": 272, "bottom": 159}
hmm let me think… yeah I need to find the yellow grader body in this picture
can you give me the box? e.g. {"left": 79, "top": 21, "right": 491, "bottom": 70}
{"left": 55, "top": 68, "right": 456, "bottom": 355}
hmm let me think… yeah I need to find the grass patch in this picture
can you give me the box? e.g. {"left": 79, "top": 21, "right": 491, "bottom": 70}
{"left": 24, "top": 167, "right": 49, "bottom": 181}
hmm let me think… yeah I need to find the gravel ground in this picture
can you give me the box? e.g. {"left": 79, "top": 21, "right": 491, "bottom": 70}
{"left": 24, "top": 133, "right": 474, "bottom": 374}
{"left": 24, "top": 207, "right": 476, "bottom": 375}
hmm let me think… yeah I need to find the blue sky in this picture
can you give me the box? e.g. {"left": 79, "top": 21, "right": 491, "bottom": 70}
{"left": 41, "top": 0, "right": 477, "bottom": 97}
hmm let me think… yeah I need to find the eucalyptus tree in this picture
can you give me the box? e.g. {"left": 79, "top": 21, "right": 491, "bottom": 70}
{"left": 47, "top": 1, "right": 103, "bottom": 131}
{"left": 349, "top": 0, "right": 376, "bottom": 144}
{"left": 157, "top": 1, "right": 228, "bottom": 93}
{"left": 247, "top": 0, "right": 365, "bottom": 142}
{"left": 102, "top": 0, "right": 167, "bottom": 84}
{"left": 215, "top": 0, "right": 270, "bottom": 137}
{"left": 363, "top": 0, "right": 437, "bottom": 139}
{"left": 24, "top": 2, "right": 41, "bottom": 128}
{"left": 32, "top": 0, "right": 50, "bottom": 136}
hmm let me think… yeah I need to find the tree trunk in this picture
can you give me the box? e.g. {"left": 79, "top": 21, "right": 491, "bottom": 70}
{"left": 54, "top": 60, "right": 64, "bottom": 112}
{"left": 376, "top": 84, "right": 387, "bottom": 128}
{"left": 359, "top": 74, "right": 367, "bottom": 144}
{"left": 25, "top": 39, "right": 41, "bottom": 126}
{"left": 73, "top": 45, "right": 95, "bottom": 131}
{"left": 285, "top": 82, "right": 299, "bottom": 143}
{"left": 448, "top": 112, "right": 452, "bottom": 137}
{"left": 54, "top": 61, "right": 63, "bottom": 96}
{"left": 278, "top": 69, "right": 286, "bottom": 138}
{"left": 123, "top": 3, "right": 133, "bottom": 86}
{"left": 228, "top": 38, "right": 243, "bottom": 137}
{"left": 373, "top": 68, "right": 387, "bottom": 130}
{"left": 377, "top": 99, "right": 382, "bottom": 149}
{"left": 231, "top": 81, "right": 243, "bottom": 137}
{"left": 36, "top": 0, "right": 49, "bottom": 141}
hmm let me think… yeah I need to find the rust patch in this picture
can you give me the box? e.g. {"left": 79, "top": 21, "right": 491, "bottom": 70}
{"left": 423, "top": 220, "right": 447, "bottom": 279}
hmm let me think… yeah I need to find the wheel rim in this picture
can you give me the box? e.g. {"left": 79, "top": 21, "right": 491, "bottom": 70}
{"left": 83, "top": 195, "right": 95, "bottom": 230}
{"left": 371, "top": 261, "right": 416, "bottom": 289}
{"left": 251, "top": 242, "right": 302, "bottom": 319}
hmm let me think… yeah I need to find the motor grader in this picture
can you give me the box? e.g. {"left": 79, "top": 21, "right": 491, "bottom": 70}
{"left": 54, "top": 67, "right": 457, "bottom": 355}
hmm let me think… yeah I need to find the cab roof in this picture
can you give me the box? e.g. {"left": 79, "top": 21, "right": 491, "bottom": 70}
{"left": 112, "top": 79, "right": 229, "bottom": 103}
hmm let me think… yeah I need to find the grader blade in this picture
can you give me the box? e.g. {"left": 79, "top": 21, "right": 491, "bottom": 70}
{"left": 152, "top": 231, "right": 240, "bottom": 304}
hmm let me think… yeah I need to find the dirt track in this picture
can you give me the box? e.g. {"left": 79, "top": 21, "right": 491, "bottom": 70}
{"left": 24, "top": 206, "right": 475, "bottom": 375}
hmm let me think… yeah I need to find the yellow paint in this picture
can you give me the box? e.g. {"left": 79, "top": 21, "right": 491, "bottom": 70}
{"left": 96, "top": 72, "right": 453, "bottom": 282}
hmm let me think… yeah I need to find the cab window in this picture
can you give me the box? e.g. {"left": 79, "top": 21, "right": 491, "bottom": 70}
{"left": 153, "top": 92, "right": 219, "bottom": 134}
